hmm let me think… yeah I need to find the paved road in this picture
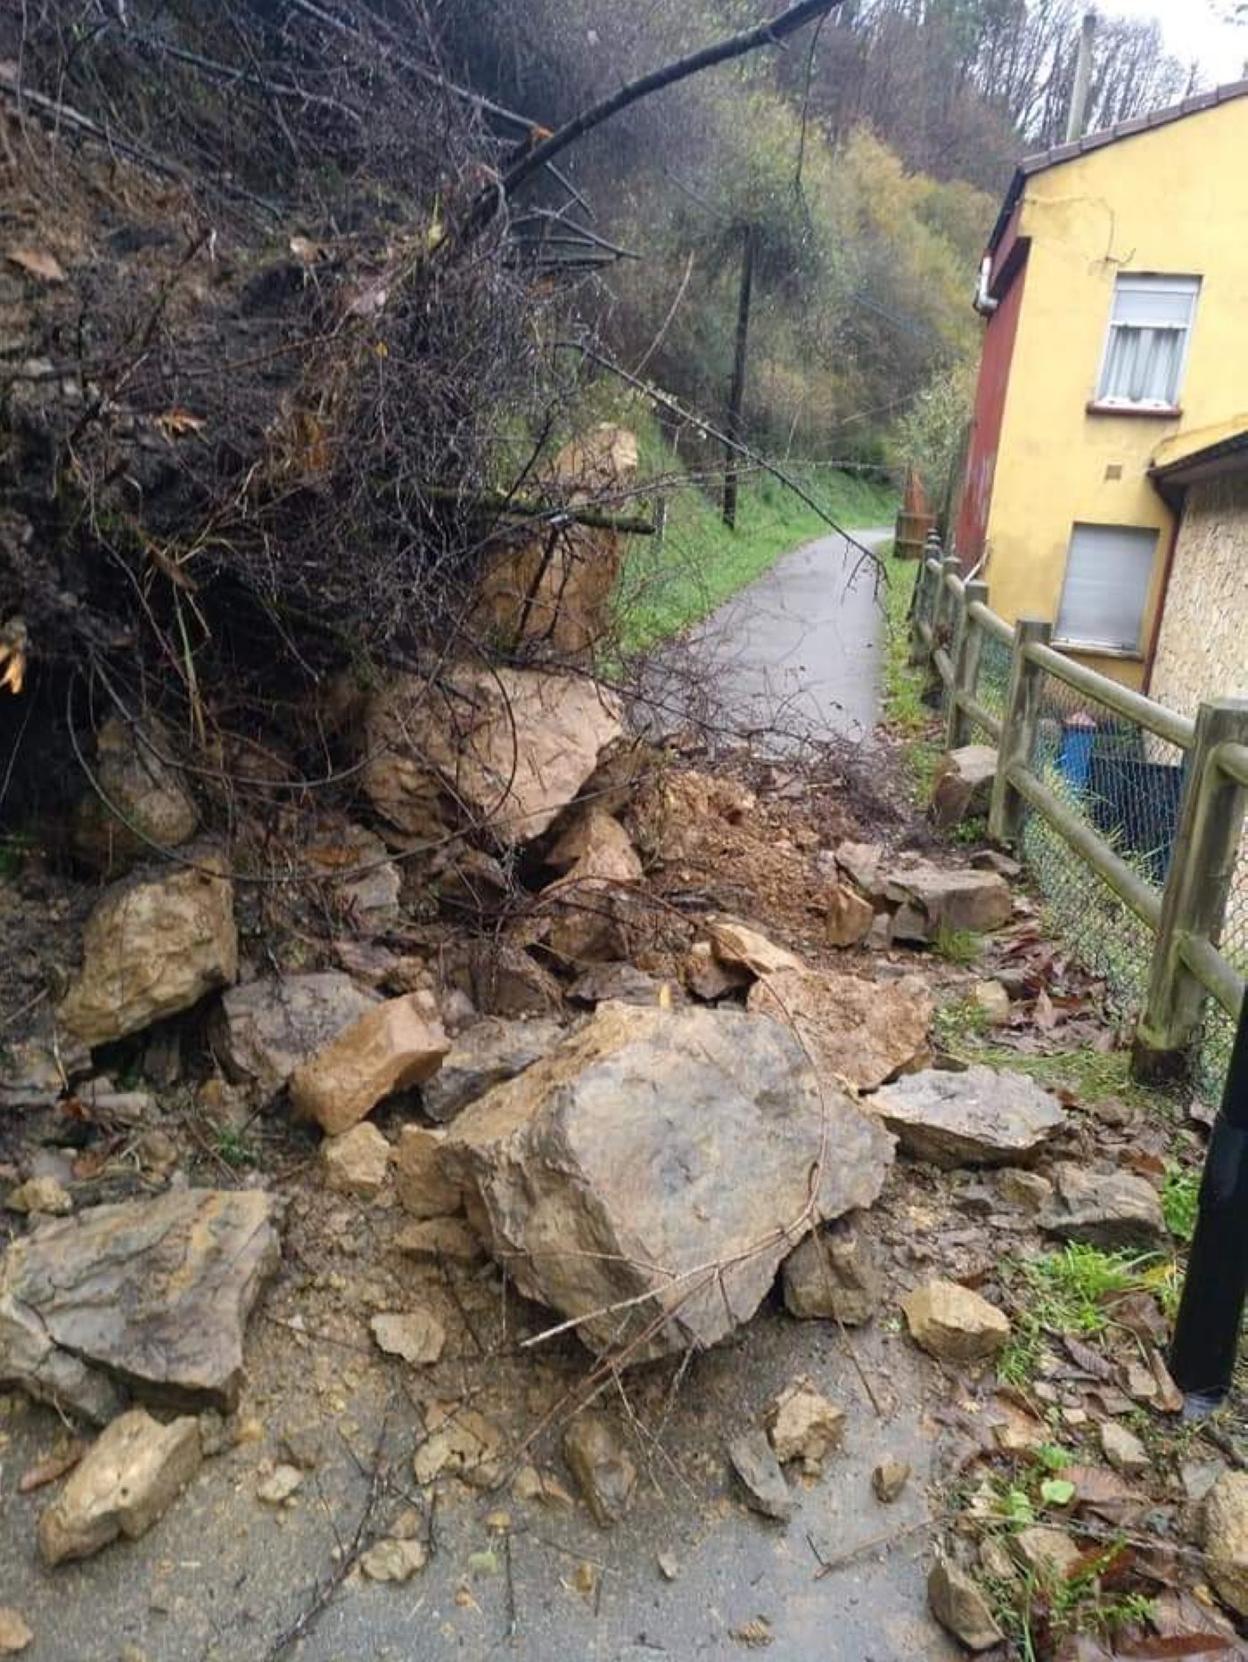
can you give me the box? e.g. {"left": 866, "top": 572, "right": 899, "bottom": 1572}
{"left": 688, "top": 526, "right": 892, "bottom": 748}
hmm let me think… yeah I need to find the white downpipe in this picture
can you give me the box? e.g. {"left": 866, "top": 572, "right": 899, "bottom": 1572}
{"left": 974, "top": 256, "right": 999, "bottom": 317}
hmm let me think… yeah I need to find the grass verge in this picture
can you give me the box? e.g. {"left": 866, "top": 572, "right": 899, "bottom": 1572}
{"left": 615, "top": 416, "right": 895, "bottom": 654}
{"left": 879, "top": 550, "right": 944, "bottom": 797}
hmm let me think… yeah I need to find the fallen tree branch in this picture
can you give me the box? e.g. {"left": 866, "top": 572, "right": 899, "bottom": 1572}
{"left": 420, "top": 484, "right": 655, "bottom": 536}
{"left": 496, "top": 0, "right": 845, "bottom": 202}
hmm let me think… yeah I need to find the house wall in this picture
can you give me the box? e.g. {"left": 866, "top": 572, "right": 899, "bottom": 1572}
{"left": 979, "top": 97, "right": 1248, "bottom": 690}
{"left": 1149, "top": 472, "right": 1248, "bottom": 716}
{"left": 953, "top": 241, "right": 1028, "bottom": 564}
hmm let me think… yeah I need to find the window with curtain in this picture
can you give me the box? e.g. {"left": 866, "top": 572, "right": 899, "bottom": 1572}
{"left": 1096, "top": 275, "right": 1200, "bottom": 409}
{"left": 1055, "top": 523, "right": 1159, "bottom": 653}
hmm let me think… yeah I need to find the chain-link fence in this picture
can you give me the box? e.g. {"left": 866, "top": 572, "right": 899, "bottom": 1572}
{"left": 1020, "top": 665, "right": 1186, "bottom": 1021}
{"left": 908, "top": 540, "right": 1246, "bottom": 1101}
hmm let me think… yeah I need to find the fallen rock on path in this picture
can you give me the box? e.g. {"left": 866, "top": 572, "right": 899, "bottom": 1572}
{"left": 564, "top": 1413, "right": 637, "bottom": 1529}
{"left": 928, "top": 1557, "right": 1003, "bottom": 1652}
{"left": 58, "top": 853, "right": 237, "bottom": 1046}
{"left": 443, "top": 1003, "right": 894, "bottom": 1361}
{"left": 1205, "top": 1472, "right": 1248, "bottom": 1617}
{"left": 364, "top": 666, "right": 623, "bottom": 844}
{"left": 727, "top": 1429, "right": 794, "bottom": 1522}
{"left": 392, "top": 1126, "right": 461, "bottom": 1219}
{"left": 321, "top": 1122, "right": 391, "bottom": 1198}
{"left": 930, "top": 745, "right": 996, "bottom": 830}
{"left": 706, "top": 917, "right": 803, "bottom": 978}
{"left": 37, "top": 1409, "right": 202, "bottom": 1567}
{"left": 0, "top": 1609, "right": 32, "bottom": 1655}
{"left": 0, "top": 1189, "right": 279, "bottom": 1423}
{"left": 1041, "top": 1163, "right": 1166, "bottom": 1251}
{"left": 872, "top": 1065, "right": 1065, "bottom": 1168}
{"left": 901, "top": 1280, "right": 1010, "bottom": 1364}
{"left": 748, "top": 967, "right": 932, "bottom": 1092}
{"left": 781, "top": 1218, "right": 881, "bottom": 1325}
{"left": 213, "top": 972, "right": 378, "bottom": 1101}
{"left": 421, "top": 1017, "right": 563, "bottom": 1123}
{"left": 765, "top": 1378, "right": 845, "bottom": 1474}
{"left": 289, "top": 994, "right": 449, "bottom": 1135}
{"left": 370, "top": 1310, "right": 445, "bottom": 1366}
{"left": 887, "top": 864, "right": 1012, "bottom": 944}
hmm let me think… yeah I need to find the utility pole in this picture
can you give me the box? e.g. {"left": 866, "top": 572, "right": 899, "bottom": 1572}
{"left": 722, "top": 222, "right": 756, "bottom": 531}
{"left": 1064, "top": 9, "right": 1098, "bottom": 143}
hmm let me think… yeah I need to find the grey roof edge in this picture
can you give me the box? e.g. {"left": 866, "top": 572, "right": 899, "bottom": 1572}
{"left": 1151, "top": 428, "right": 1248, "bottom": 484}
{"left": 987, "top": 78, "right": 1248, "bottom": 255}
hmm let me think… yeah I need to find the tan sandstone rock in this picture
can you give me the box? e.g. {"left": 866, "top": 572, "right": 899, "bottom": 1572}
{"left": 765, "top": 1378, "right": 845, "bottom": 1474}
{"left": 59, "top": 853, "right": 237, "bottom": 1046}
{"left": 747, "top": 966, "right": 932, "bottom": 1092}
{"left": 392, "top": 1126, "right": 461, "bottom": 1218}
{"left": 1204, "top": 1472, "right": 1248, "bottom": 1616}
{"left": 71, "top": 717, "right": 199, "bottom": 876}
{"left": 37, "top": 1410, "right": 202, "bottom": 1566}
{"left": 321, "top": 1122, "right": 391, "bottom": 1197}
{"left": 901, "top": 1280, "right": 1010, "bottom": 1364}
{"left": 289, "top": 995, "right": 449, "bottom": 1135}
{"left": 363, "top": 666, "right": 623, "bottom": 844}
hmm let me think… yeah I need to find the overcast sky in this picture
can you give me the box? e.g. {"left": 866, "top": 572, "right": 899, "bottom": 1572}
{"left": 1098, "top": 0, "right": 1246, "bottom": 80}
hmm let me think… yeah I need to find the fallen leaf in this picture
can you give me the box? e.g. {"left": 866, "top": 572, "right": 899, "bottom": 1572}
{"left": 289, "top": 234, "right": 323, "bottom": 264}
{"left": 7, "top": 246, "right": 66, "bottom": 283}
{"left": 1064, "top": 1335, "right": 1118, "bottom": 1382}
{"left": 730, "top": 1617, "right": 774, "bottom": 1649}
{"left": 1145, "top": 1347, "right": 1184, "bottom": 1415}
{"left": 154, "top": 408, "right": 206, "bottom": 439}
{"left": 1033, "top": 989, "right": 1058, "bottom": 1030}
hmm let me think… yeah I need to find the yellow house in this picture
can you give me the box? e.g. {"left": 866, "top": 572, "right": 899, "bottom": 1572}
{"left": 953, "top": 82, "right": 1248, "bottom": 690}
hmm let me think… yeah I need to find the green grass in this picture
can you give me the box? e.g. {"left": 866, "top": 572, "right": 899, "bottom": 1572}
{"left": 1161, "top": 1163, "right": 1200, "bottom": 1244}
{"left": 615, "top": 415, "right": 895, "bottom": 653}
{"left": 932, "top": 924, "right": 982, "bottom": 966}
{"left": 998, "top": 1244, "right": 1159, "bottom": 1387}
{"left": 879, "top": 551, "right": 944, "bottom": 796}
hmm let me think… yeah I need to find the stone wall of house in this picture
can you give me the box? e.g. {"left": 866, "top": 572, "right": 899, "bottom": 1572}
{"left": 1150, "top": 472, "right": 1248, "bottom": 718}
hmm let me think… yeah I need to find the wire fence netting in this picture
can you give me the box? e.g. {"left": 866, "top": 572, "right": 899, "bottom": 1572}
{"left": 1018, "top": 667, "right": 1186, "bottom": 1023}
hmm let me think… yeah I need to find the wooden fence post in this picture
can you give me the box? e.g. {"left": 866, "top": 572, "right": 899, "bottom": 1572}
{"left": 988, "top": 616, "right": 1051, "bottom": 846}
{"left": 908, "top": 536, "right": 938, "bottom": 667}
{"left": 1134, "top": 698, "right": 1248, "bottom": 1083}
{"left": 946, "top": 578, "right": 988, "bottom": 750}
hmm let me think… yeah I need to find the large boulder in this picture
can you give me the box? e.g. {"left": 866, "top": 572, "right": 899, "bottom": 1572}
{"left": 473, "top": 425, "right": 639, "bottom": 661}
{"left": 212, "top": 970, "right": 378, "bottom": 1103}
{"left": 872, "top": 1065, "right": 1065, "bottom": 1168}
{"left": 212, "top": 972, "right": 379, "bottom": 1101}
{"left": 363, "top": 666, "right": 623, "bottom": 845}
{"left": 289, "top": 994, "right": 450, "bottom": 1135}
{"left": 1205, "top": 1472, "right": 1248, "bottom": 1617}
{"left": 421, "top": 1017, "right": 564, "bottom": 1124}
{"left": 0, "top": 1190, "right": 279, "bottom": 1423}
{"left": 71, "top": 717, "right": 199, "bottom": 876}
{"left": 58, "top": 853, "right": 237, "bottom": 1047}
{"left": 442, "top": 1003, "right": 895, "bottom": 1362}
{"left": 747, "top": 967, "right": 932, "bottom": 1092}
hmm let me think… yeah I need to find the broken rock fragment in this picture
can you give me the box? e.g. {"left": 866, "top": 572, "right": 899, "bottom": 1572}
{"left": 364, "top": 666, "right": 623, "bottom": 844}
{"left": 58, "top": 853, "right": 238, "bottom": 1047}
{"left": 825, "top": 884, "right": 875, "bottom": 948}
{"left": 872, "top": 1458, "right": 911, "bottom": 1504}
{"left": 872, "top": 1065, "right": 1065, "bottom": 1169}
{"left": 728, "top": 1429, "right": 793, "bottom": 1522}
{"left": 781, "top": 1217, "right": 881, "bottom": 1325}
{"left": 563, "top": 1413, "right": 637, "bottom": 1528}
{"left": 885, "top": 863, "right": 1012, "bottom": 945}
{"left": 1040, "top": 1163, "right": 1166, "bottom": 1252}
{"left": 5, "top": 1176, "right": 72, "bottom": 1217}
{"left": 321, "top": 1122, "right": 391, "bottom": 1198}
{"left": 37, "top": 1410, "right": 202, "bottom": 1567}
{"left": 706, "top": 916, "right": 803, "bottom": 978}
{"left": 421, "top": 1017, "right": 563, "bottom": 1124}
{"left": 765, "top": 1378, "right": 845, "bottom": 1475}
{"left": 901, "top": 1280, "right": 1010, "bottom": 1364}
{"left": 748, "top": 966, "right": 933, "bottom": 1092}
{"left": 213, "top": 972, "right": 378, "bottom": 1101}
{"left": 392, "top": 1126, "right": 461, "bottom": 1218}
{"left": 1205, "top": 1472, "right": 1248, "bottom": 1617}
{"left": 413, "top": 1404, "right": 503, "bottom": 1487}
{"left": 443, "top": 1003, "right": 894, "bottom": 1361}
{"left": 930, "top": 745, "right": 996, "bottom": 830}
{"left": 361, "top": 1538, "right": 428, "bottom": 1582}
{"left": 0, "top": 1609, "right": 32, "bottom": 1655}
{"left": 927, "top": 1557, "right": 1003, "bottom": 1653}
{"left": 289, "top": 994, "right": 449, "bottom": 1135}
{"left": 70, "top": 716, "right": 199, "bottom": 877}
{"left": 394, "top": 1217, "right": 484, "bottom": 1264}
{"left": 0, "top": 1189, "right": 279, "bottom": 1423}
{"left": 370, "top": 1310, "right": 445, "bottom": 1366}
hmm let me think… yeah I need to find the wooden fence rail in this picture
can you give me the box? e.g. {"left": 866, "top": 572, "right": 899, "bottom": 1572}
{"left": 909, "top": 536, "right": 1248, "bottom": 1084}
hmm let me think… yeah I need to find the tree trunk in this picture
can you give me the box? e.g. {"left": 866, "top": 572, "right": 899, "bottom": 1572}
{"left": 722, "top": 223, "right": 756, "bottom": 531}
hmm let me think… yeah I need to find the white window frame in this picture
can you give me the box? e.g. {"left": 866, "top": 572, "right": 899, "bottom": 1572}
{"left": 1054, "top": 522, "right": 1159, "bottom": 656}
{"left": 1093, "top": 273, "right": 1200, "bottom": 413}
